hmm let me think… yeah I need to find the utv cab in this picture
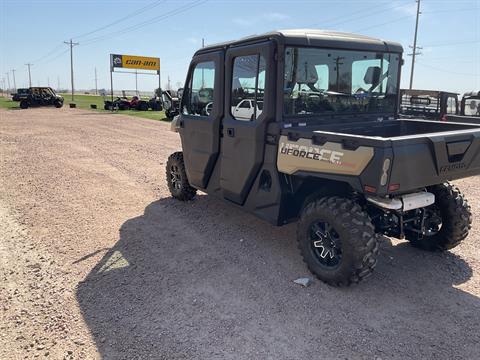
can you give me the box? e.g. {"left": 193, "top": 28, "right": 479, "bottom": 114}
{"left": 166, "top": 30, "right": 478, "bottom": 287}
{"left": 16, "top": 87, "right": 64, "bottom": 109}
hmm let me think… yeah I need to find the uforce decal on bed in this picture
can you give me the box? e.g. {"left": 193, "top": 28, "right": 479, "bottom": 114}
{"left": 277, "top": 136, "right": 374, "bottom": 176}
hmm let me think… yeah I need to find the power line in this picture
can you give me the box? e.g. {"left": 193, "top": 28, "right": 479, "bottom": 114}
{"left": 82, "top": 0, "right": 208, "bottom": 45}
{"left": 31, "top": 43, "right": 65, "bottom": 63}
{"left": 424, "top": 39, "right": 480, "bottom": 48}
{"left": 416, "top": 62, "right": 479, "bottom": 77}
{"left": 72, "top": 0, "right": 166, "bottom": 39}
{"left": 354, "top": 14, "right": 413, "bottom": 33}
{"left": 308, "top": 3, "right": 413, "bottom": 29}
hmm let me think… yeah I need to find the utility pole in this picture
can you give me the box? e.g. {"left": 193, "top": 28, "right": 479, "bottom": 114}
{"left": 11, "top": 69, "right": 17, "bottom": 91}
{"left": 57, "top": 76, "right": 60, "bottom": 91}
{"left": 64, "top": 39, "right": 79, "bottom": 101}
{"left": 94, "top": 67, "right": 98, "bottom": 95}
{"left": 6, "top": 72, "right": 11, "bottom": 94}
{"left": 135, "top": 70, "right": 138, "bottom": 95}
{"left": 333, "top": 56, "right": 345, "bottom": 92}
{"left": 25, "top": 63, "right": 33, "bottom": 87}
{"left": 408, "top": 0, "right": 422, "bottom": 89}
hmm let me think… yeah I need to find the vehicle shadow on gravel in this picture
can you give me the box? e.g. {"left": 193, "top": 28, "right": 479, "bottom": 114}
{"left": 77, "top": 195, "right": 480, "bottom": 359}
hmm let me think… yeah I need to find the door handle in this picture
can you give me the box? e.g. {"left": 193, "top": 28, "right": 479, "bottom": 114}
{"left": 227, "top": 128, "right": 235, "bottom": 137}
{"left": 179, "top": 119, "right": 184, "bottom": 128}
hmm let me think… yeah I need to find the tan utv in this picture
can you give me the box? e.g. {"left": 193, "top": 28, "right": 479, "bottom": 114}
{"left": 166, "top": 30, "right": 478, "bottom": 287}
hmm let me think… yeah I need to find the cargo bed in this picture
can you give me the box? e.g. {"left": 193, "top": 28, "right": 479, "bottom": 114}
{"left": 281, "top": 119, "right": 480, "bottom": 196}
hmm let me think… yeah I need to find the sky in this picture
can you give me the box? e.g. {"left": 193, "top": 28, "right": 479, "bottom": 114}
{"left": 1, "top": 0, "right": 479, "bottom": 94}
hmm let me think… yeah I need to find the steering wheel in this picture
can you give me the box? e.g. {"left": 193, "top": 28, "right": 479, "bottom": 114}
{"left": 204, "top": 102, "right": 213, "bottom": 116}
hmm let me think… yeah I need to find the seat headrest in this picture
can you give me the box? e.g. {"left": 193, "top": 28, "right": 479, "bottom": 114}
{"left": 364, "top": 66, "right": 382, "bottom": 86}
{"left": 296, "top": 62, "right": 318, "bottom": 84}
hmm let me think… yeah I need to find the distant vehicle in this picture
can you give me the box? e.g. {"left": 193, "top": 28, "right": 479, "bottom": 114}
{"left": 461, "top": 91, "right": 480, "bottom": 116}
{"left": 11, "top": 88, "right": 29, "bottom": 102}
{"left": 399, "top": 89, "right": 458, "bottom": 121}
{"left": 231, "top": 99, "right": 263, "bottom": 120}
{"left": 104, "top": 96, "right": 149, "bottom": 111}
{"left": 161, "top": 90, "right": 180, "bottom": 120}
{"left": 13, "top": 87, "right": 64, "bottom": 109}
{"left": 446, "top": 91, "right": 480, "bottom": 124}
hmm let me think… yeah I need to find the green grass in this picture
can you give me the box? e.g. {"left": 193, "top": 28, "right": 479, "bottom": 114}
{"left": 0, "top": 96, "right": 20, "bottom": 109}
{"left": 60, "top": 93, "right": 168, "bottom": 121}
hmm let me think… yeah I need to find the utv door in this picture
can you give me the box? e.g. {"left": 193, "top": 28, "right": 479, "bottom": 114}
{"left": 178, "top": 51, "right": 224, "bottom": 189}
{"left": 220, "top": 42, "right": 275, "bottom": 204}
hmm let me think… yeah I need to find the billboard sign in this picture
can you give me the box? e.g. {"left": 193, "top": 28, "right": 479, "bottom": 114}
{"left": 110, "top": 54, "right": 160, "bottom": 71}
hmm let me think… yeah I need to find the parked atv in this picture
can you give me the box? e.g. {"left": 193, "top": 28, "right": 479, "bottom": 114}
{"left": 104, "top": 96, "right": 149, "bottom": 111}
{"left": 166, "top": 30, "right": 477, "bottom": 287}
{"left": 14, "top": 87, "right": 64, "bottom": 109}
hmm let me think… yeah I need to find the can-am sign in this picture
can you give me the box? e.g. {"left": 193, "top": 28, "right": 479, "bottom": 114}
{"left": 110, "top": 54, "right": 160, "bottom": 71}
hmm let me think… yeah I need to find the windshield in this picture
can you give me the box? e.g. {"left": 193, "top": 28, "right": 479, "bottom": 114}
{"left": 283, "top": 47, "right": 400, "bottom": 116}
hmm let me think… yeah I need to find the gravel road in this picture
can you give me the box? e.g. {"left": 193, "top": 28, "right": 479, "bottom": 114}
{"left": 1, "top": 107, "right": 479, "bottom": 359}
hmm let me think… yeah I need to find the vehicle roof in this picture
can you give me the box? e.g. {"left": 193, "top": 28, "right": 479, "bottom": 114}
{"left": 401, "top": 89, "right": 459, "bottom": 96}
{"left": 463, "top": 91, "right": 480, "bottom": 98}
{"left": 195, "top": 29, "right": 403, "bottom": 55}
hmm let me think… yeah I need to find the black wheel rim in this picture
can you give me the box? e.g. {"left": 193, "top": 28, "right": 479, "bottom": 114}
{"left": 169, "top": 165, "right": 182, "bottom": 191}
{"left": 309, "top": 221, "right": 342, "bottom": 269}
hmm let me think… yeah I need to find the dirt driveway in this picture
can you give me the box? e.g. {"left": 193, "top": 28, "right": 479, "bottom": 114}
{"left": 0, "top": 107, "right": 479, "bottom": 359}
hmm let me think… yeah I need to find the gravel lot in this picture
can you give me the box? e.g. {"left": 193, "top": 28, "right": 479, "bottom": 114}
{"left": 1, "top": 107, "right": 479, "bottom": 359}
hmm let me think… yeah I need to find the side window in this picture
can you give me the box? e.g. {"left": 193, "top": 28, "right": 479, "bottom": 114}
{"left": 465, "top": 99, "right": 480, "bottom": 116}
{"left": 183, "top": 61, "right": 215, "bottom": 116}
{"left": 231, "top": 54, "right": 266, "bottom": 121}
{"left": 446, "top": 96, "right": 457, "bottom": 114}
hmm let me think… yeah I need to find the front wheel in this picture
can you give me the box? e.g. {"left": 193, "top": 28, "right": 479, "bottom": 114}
{"left": 54, "top": 100, "right": 63, "bottom": 108}
{"left": 166, "top": 152, "right": 197, "bottom": 201}
{"left": 20, "top": 100, "right": 29, "bottom": 109}
{"left": 297, "top": 197, "right": 379, "bottom": 287}
{"left": 406, "top": 183, "right": 472, "bottom": 251}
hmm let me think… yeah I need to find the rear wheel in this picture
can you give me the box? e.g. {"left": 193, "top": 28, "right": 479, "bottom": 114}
{"left": 138, "top": 102, "right": 149, "bottom": 111}
{"left": 166, "top": 152, "right": 197, "bottom": 201}
{"left": 406, "top": 183, "right": 471, "bottom": 251}
{"left": 20, "top": 100, "right": 29, "bottom": 109}
{"left": 297, "top": 197, "right": 378, "bottom": 287}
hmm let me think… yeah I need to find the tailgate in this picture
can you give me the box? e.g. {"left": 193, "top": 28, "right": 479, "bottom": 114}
{"left": 389, "top": 132, "right": 480, "bottom": 192}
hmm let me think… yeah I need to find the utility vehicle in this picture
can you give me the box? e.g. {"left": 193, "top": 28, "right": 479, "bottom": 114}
{"left": 104, "top": 96, "right": 149, "bottom": 111}
{"left": 15, "top": 87, "right": 64, "bottom": 109}
{"left": 447, "top": 91, "right": 480, "bottom": 124}
{"left": 399, "top": 89, "right": 459, "bottom": 121}
{"left": 166, "top": 30, "right": 478, "bottom": 286}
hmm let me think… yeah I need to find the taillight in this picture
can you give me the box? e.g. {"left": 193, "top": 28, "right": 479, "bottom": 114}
{"left": 389, "top": 184, "right": 400, "bottom": 192}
